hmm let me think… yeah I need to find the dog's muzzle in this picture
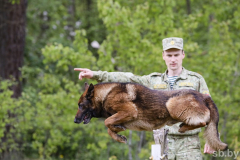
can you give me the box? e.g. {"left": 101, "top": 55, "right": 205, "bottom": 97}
{"left": 74, "top": 118, "right": 81, "bottom": 124}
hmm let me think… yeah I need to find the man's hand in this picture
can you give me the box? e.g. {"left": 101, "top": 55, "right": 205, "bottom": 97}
{"left": 204, "top": 143, "right": 215, "bottom": 154}
{"left": 74, "top": 68, "right": 93, "bottom": 80}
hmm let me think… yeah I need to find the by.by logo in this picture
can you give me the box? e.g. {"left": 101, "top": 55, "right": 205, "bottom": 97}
{"left": 213, "top": 149, "right": 239, "bottom": 159}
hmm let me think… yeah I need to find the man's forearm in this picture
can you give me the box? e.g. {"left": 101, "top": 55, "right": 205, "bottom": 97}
{"left": 91, "top": 71, "right": 151, "bottom": 87}
{"left": 91, "top": 71, "right": 135, "bottom": 82}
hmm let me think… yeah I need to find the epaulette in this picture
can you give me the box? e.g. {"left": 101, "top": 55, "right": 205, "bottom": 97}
{"left": 149, "top": 72, "right": 162, "bottom": 77}
{"left": 188, "top": 71, "right": 203, "bottom": 79}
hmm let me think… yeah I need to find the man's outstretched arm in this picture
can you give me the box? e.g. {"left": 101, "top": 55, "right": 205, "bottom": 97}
{"left": 74, "top": 68, "right": 151, "bottom": 87}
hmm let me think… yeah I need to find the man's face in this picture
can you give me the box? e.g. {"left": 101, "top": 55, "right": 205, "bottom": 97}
{"left": 162, "top": 48, "right": 185, "bottom": 71}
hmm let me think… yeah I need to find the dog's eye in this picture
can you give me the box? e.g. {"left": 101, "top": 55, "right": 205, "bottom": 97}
{"left": 78, "top": 104, "right": 83, "bottom": 109}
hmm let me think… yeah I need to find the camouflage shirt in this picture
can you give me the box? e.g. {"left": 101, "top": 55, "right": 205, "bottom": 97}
{"left": 91, "top": 67, "right": 210, "bottom": 135}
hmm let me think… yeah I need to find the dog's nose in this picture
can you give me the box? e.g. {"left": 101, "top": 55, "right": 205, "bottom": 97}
{"left": 74, "top": 118, "right": 78, "bottom": 123}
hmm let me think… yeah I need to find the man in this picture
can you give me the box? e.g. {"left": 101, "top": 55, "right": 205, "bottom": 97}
{"left": 74, "top": 37, "right": 215, "bottom": 159}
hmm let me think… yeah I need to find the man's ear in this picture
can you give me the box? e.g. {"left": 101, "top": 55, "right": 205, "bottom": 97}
{"left": 182, "top": 50, "right": 185, "bottom": 59}
{"left": 162, "top": 51, "right": 165, "bottom": 60}
{"left": 84, "top": 82, "right": 89, "bottom": 90}
{"left": 86, "top": 83, "right": 94, "bottom": 99}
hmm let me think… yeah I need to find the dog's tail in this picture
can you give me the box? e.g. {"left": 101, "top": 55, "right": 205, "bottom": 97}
{"left": 204, "top": 96, "right": 228, "bottom": 151}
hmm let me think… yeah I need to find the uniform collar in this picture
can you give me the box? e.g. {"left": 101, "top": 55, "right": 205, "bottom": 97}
{"left": 162, "top": 67, "right": 188, "bottom": 82}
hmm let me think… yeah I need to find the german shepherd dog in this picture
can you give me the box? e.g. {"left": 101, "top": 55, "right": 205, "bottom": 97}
{"left": 74, "top": 82, "right": 228, "bottom": 151}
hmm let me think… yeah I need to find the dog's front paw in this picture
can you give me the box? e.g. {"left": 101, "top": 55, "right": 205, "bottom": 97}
{"left": 114, "top": 125, "right": 126, "bottom": 132}
{"left": 118, "top": 134, "right": 127, "bottom": 143}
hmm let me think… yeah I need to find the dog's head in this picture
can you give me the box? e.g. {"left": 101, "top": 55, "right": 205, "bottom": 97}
{"left": 74, "top": 82, "right": 94, "bottom": 124}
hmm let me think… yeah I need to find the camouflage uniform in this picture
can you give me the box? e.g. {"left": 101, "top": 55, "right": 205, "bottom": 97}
{"left": 91, "top": 67, "right": 210, "bottom": 160}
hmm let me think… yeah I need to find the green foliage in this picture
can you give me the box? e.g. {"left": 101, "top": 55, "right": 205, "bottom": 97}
{"left": 19, "top": 30, "right": 100, "bottom": 159}
{"left": 97, "top": 0, "right": 175, "bottom": 73}
{"left": 96, "top": 0, "right": 240, "bottom": 159}
{"left": 0, "top": 80, "right": 17, "bottom": 152}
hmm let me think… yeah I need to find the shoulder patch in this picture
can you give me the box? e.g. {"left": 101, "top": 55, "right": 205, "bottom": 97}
{"left": 179, "top": 82, "right": 194, "bottom": 87}
{"left": 154, "top": 84, "right": 167, "bottom": 89}
{"left": 149, "top": 72, "right": 162, "bottom": 77}
{"left": 187, "top": 71, "right": 203, "bottom": 79}
{"left": 202, "top": 90, "right": 210, "bottom": 95}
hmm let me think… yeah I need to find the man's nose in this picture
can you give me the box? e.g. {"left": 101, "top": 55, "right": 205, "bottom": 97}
{"left": 171, "top": 57, "right": 176, "bottom": 62}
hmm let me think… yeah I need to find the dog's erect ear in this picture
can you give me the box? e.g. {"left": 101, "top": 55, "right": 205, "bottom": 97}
{"left": 86, "top": 83, "right": 94, "bottom": 100}
{"left": 84, "top": 82, "right": 89, "bottom": 91}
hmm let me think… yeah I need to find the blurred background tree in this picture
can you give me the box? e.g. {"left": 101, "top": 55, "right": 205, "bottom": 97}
{"left": 0, "top": 0, "right": 239, "bottom": 160}
{"left": 0, "top": 0, "right": 27, "bottom": 159}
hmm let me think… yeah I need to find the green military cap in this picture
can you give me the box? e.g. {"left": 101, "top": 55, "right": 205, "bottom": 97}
{"left": 162, "top": 37, "right": 183, "bottom": 51}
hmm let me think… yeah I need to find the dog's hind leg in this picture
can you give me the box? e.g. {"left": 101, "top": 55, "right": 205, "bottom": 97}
{"left": 166, "top": 95, "right": 210, "bottom": 133}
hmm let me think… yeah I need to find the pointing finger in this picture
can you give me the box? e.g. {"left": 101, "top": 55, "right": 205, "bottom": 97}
{"left": 74, "top": 68, "right": 86, "bottom": 72}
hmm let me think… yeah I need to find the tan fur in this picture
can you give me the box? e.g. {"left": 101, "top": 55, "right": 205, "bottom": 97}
{"left": 74, "top": 82, "right": 228, "bottom": 151}
{"left": 126, "top": 84, "right": 137, "bottom": 100}
{"left": 166, "top": 95, "right": 210, "bottom": 126}
{"left": 124, "top": 120, "right": 154, "bottom": 131}
{"left": 94, "top": 83, "right": 117, "bottom": 104}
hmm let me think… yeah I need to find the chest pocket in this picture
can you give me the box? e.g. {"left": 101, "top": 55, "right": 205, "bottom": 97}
{"left": 153, "top": 83, "right": 168, "bottom": 90}
{"left": 178, "top": 82, "right": 196, "bottom": 90}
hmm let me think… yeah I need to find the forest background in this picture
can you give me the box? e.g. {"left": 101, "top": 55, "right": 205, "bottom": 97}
{"left": 0, "top": 0, "right": 240, "bottom": 160}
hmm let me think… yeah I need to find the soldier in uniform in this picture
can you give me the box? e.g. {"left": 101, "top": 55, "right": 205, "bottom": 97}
{"left": 74, "top": 37, "right": 215, "bottom": 159}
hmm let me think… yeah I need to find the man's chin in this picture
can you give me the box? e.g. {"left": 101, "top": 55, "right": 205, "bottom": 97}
{"left": 169, "top": 66, "right": 178, "bottom": 70}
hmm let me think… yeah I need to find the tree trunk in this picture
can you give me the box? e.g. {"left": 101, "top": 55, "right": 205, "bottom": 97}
{"left": 0, "top": 0, "right": 27, "bottom": 159}
{"left": 135, "top": 131, "right": 145, "bottom": 160}
{"left": 67, "top": 0, "right": 75, "bottom": 41}
{"left": 128, "top": 130, "right": 133, "bottom": 160}
{"left": 0, "top": 0, "right": 27, "bottom": 98}
{"left": 186, "top": 0, "right": 191, "bottom": 15}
